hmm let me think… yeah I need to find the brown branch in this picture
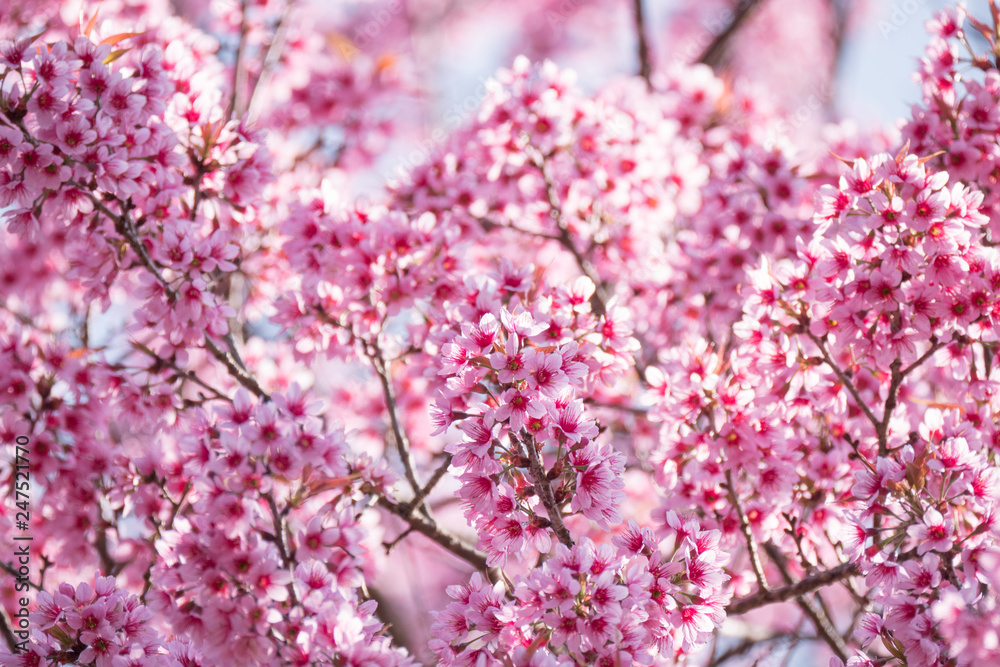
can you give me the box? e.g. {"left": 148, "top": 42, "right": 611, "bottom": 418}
{"left": 697, "top": 0, "right": 766, "bottom": 70}
{"left": 205, "top": 336, "right": 271, "bottom": 401}
{"left": 727, "top": 561, "right": 859, "bottom": 616}
{"left": 401, "top": 453, "right": 453, "bottom": 516}
{"left": 632, "top": 0, "right": 653, "bottom": 89}
{"left": 805, "top": 331, "right": 880, "bottom": 433}
{"left": 228, "top": 0, "right": 251, "bottom": 119}
{"left": 376, "top": 496, "right": 490, "bottom": 573}
{"left": 902, "top": 336, "right": 944, "bottom": 376}
{"left": 265, "top": 492, "right": 301, "bottom": 607}
{"left": 515, "top": 432, "right": 574, "bottom": 548}
{"left": 726, "top": 470, "right": 769, "bottom": 592}
{"left": 247, "top": 0, "right": 297, "bottom": 120}
{"left": 762, "top": 542, "right": 849, "bottom": 661}
{"left": 876, "top": 360, "right": 903, "bottom": 456}
{"left": 0, "top": 561, "right": 41, "bottom": 591}
{"left": 708, "top": 634, "right": 797, "bottom": 667}
{"left": 0, "top": 608, "right": 16, "bottom": 652}
{"left": 129, "top": 340, "right": 232, "bottom": 403}
{"left": 367, "top": 346, "right": 428, "bottom": 518}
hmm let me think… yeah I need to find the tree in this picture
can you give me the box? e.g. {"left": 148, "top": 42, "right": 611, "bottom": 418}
{"left": 0, "top": 0, "right": 998, "bottom": 665}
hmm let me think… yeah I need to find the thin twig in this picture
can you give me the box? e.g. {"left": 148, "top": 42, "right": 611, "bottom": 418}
{"left": 523, "top": 137, "right": 609, "bottom": 318}
{"left": 726, "top": 470, "right": 769, "bottom": 592}
{"left": 902, "top": 336, "right": 944, "bottom": 376}
{"left": 129, "top": 341, "right": 232, "bottom": 402}
{"left": 0, "top": 608, "right": 17, "bottom": 652}
{"left": 401, "top": 454, "right": 454, "bottom": 516}
{"left": 708, "top": 634, "right": 794, "bottom": 667}
{"left": 247, "top": 0, "right": 297, "bottom": 120}
{"left": 0, "top": 562, "right": 41, "bottom": 591}
{"left": 805, "top": 331, "right": 880, "bottom": 432}
{"left": 367, "top": 346, "right": 428, "bottom": 518}
{"left": 228, "top": 0, "right": 250, "bottom": 119}
{"left": 876, "top": 360, "right": 903, "bottom": 456}
{"left": 205, "top": 336, "right": 271, "bottom": 401}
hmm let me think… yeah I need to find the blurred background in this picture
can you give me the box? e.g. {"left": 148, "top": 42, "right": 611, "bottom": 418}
{"left": 0, "top": 0, "right": 983, "bottom": 664}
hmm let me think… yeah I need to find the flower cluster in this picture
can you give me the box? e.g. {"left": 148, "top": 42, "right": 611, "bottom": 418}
{"left": 427, "top": 265, "right": 636, "bottom": 565}
{"left": 902, "top": 6, "right": 1000, "bottom": 242}
{"left": 1, "top": 577, "right": 176, "bottom": 667}
{"left": 271, "top": 192, "right": 464, "bottom": 363}
{"left": 733, "top": 148, "right": 1000, "bottom": 665}
{"left": 8, "top": 1, "right": 1000, "bottom": 666}
{"left": 430, "top": 517, "right": 730, "bottom": 666}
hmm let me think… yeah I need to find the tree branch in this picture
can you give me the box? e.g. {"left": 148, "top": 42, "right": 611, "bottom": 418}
{"left": 0, "top": 608, "right": 16, "bottom": 653}
{"left": 205, "top": 336, "right": 271, "bottom": 401}
{"left": 401, "top": 453, "right": 453, "bottom": 516}
{"left": 902, "top": 336, "right": 943, "bottom": 376}
{"left": 247, "top": 0, "right": 297, "bottom": 120}
{"left": 632, "top": 0, "right": 653, "bottom": 89}
{"left": 367, "top": 345, "right": 430, "bottom": 518}
{"left": 727, "top": 561, "right": 859, "bottom": 616}
{"left": 227, "top": 0, "right": 251, "bottom": 119}
{"left": 762, "top": 542, "right": 849, "bottom": 661}
{"left": 376, "top": 496, "right": 491, "bottom": 573}
{"left": 726, "top": 470, "right": 769, "bottom": 592}
{"left": 515, "top": 432, "right": 574, "bottom": 548}
{"left": 697, "top": 0, "right": 766, "bottom": 69}
{"left": 805, "top": 331, "right": 881, "bottom": 432}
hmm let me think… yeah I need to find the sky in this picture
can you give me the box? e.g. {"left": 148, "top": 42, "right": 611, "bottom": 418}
{"left": 838, "top": 0, "right": 960, "bottom": 125}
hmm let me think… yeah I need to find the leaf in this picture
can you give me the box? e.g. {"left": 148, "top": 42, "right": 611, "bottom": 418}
{"left": 376, "top": 52, "right": 396, "bottom": 74}
{"left": 306, "top": 474, "right": 357, "bottom": 495}
{"left": 917, "top": 150, "right": 946, "bottom": 165}
{"left": 825, "top": 150, "right": 854, "bottom": 168}
{"left": 83, "top": 1, "right": 104, "bottom": 39}
{"left": 103, "top": 48, "right": 130, "bottom": 65}
{"left": 895, "top": 139, "right": 910, "bottom": 163}
{"left": 967, "top": 14, "right": 994, "bottom": 42}
{"left": 27, "top": 27, "right": 48, "bottom": 45}
{"left": 327, "top": 33, "right": 358, "bottom": 63}
{"left": 100, "top": 31, "right": 146, "bottom": 47}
